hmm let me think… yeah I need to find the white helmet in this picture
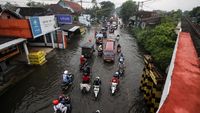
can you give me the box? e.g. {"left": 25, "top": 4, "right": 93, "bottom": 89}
{"left": 64, "top": 70, "right": 68, "bottom": 74}
{"left": 96, "top": 76, "right": 100, "bottom": 79}
{"left": 115, "top": 71, "right": 119, "bottom": 75}
{"left": 120, "top": 58, "right": 124, "bottom": 62}
{"left": 96, "top": 110, "right": 100, "bottom": 113}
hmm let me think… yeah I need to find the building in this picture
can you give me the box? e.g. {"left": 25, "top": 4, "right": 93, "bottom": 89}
{"left": 0, "top": 6, "right": 29, "bottom": 82}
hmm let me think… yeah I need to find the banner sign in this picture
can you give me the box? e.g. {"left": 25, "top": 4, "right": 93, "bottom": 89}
{"left": 56, "top": 14, "right": 73, "bottom": 25}
{"left": 29, "top": 17, "right": 42, "bottom": 37}
{"left": 29, "top": 15, "right": 58, "bottom": 38}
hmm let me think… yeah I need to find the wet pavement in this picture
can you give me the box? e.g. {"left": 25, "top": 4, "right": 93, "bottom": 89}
{"left": 0, "top": 26, "right": 146, "bottom": 113}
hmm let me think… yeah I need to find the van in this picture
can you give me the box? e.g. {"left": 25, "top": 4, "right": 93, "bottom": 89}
{"left": 103, "top": 40, "right": 115, "bottom": 62}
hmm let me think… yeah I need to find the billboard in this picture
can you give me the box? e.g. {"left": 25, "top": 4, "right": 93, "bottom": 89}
{"left": 56, "top": 14, "right": 73, "bottom": 25}
{"left": 29, "top": 15, "right": 58, "bottom": 38}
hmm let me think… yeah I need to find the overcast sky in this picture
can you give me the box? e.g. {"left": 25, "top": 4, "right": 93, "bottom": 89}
{"left": 0, "top": 0, "right": 200, "bottom": 11}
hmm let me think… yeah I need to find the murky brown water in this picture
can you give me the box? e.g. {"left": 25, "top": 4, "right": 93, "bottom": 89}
{"left": 0, "top": 26, "right": 147, "bottom": 113}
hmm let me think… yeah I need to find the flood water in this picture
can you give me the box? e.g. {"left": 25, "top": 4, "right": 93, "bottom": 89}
{"left": 0, "top": 26, "right": 147, "bottom": 113}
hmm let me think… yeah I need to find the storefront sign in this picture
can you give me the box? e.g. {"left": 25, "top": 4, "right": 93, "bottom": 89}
{"left": 56, "top": 14, "right": 72, "bottom": 24}
{"left": 29, "top": 17, "right": 42, "bottom": 37}
{"left": 29, "top": 15, "right": 58, "bottom": 38}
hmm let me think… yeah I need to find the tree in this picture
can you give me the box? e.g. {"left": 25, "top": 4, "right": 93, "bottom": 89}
{"left": 98, "top": 1, "right": 115, "bottom": 18}
{"left": 120, "top": 0, "right": 137, "bottom": 24}
{"left": 4, "top": 2, "right": 17, "bottom": 11}
{"left": 26, "top": 0, "right": 46, "bottom": 7}
{"left": 190, "top": 6, "right": 200, "bottom": 17}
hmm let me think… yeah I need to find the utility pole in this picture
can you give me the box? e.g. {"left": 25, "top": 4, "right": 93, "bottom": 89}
{"left": 135, "top": 1, "right": 140, "bottom": 27}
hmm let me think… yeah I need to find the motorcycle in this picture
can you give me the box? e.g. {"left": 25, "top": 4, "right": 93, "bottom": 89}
{"left": 118, "top": 63, "right": 125, "bottom": 77}
{"left": 118, "top": 68, "right": 125, "bottom": 77}
{"left": 61, "top": 74, "right": 74, "bottom": 91}
{"left": 98, "top": 50, "right": 103, "bottom": 56}
{"left": 117, "top": 46, "right": 121, "bottom": 53}
{"left": 80, "top": 83, "right": 91, "bottom": 94}
{"left": 54, "top": 96, "right": 72, "bottom": 113}
{"left": 80, "top": 61, "right": 88, "bottom": 72}
{"left": 111, "top": 82, "right": 118, "bottom": 95}
{"left": 93, "top": 85, "right": 100, "bottom": 99}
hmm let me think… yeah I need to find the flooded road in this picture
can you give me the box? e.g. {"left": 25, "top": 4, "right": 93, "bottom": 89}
{"left": 1, "top": 26, "right": 146, "bottom": 113}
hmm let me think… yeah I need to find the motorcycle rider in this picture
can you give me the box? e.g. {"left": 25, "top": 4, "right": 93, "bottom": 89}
{"left": 80, "top": 55, "right": 87, "bottom": 66}
{"left": 80, "top": 55, "right": 87, "bottom": 70}
{"left": 96, "top": 110, "right": 101, "bottom": 113}
{"left": 83, "top": 65, "right": 91, "bottom": 75}
{"left": 116, "top": 34, "right": 120, "bottom": 41}
{"left": 117, "top": 43, "right": 121, "bottom": 52}
{"left": 59, "top": 95, "right": 71, "bottom": 111}
{"left": 53, "top": 99, "right": 67, "bottom": 113}
{"left": 118, "top": 53, "right": 125, "bottom": 62}
{"left": 82, "top": 75, "right": 90, "bottom": 84}
{"left": 63, "top": 70, "right": 72, "bottom": 85}
{"left": 93, "top": 76, "right": 101, "bottom": 85}
{"left": 114, "top": 71, "right": 120, "bottom": 79}
{"left": 98, "top": 45, "right": 103, "bottom": 52}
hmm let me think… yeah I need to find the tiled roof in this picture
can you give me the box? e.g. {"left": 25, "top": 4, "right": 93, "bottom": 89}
{"left": 46, "top": 4, "right": 72, "bottom": 14}
{"left": 60, "top": 0, "right": 83, "bottom": 13}
{"left": 16, "top": 7, "right": 49, "bottom": 16}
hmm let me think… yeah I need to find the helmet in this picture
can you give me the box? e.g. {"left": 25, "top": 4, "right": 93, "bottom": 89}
{"left": 120, "top": 58, "right": 123, "bottom": 62}
{"left": 96, "top": 110, "right": 100, "bottom": 113}
{"left": 96, "top": 76, "right": 100, "bottom": 80}
{"left": 64, "top": 70, "right": 68, "bottom": 74}
{"left": 81, "top": 55, "right": 84, "bottom": 58}
{"left": 115, "top": 71, "right": 119, "bottom": 75}
{"left": 53, "top": 99, "right": 59, "bottom": 105}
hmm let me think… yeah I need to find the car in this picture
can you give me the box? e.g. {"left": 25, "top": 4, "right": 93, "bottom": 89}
{"left": 81, "top": 42, "right": 95, "bottom": 58}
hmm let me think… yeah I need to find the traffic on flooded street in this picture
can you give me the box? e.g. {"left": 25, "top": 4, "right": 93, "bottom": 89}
{"left": 0, "top": 25, "right": 146, "bottom": 113}
{"left": 1, "top": 0, "right": 197, "bottom": 113}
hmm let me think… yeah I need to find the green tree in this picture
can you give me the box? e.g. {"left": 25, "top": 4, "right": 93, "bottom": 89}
{"left": 97, "top": 1, "right": 115, "bottom": 18}
{"left": 136, "top": 22, "right": 176, "bottom": 71}
{"left": 190, "top": 6, "right": 200, "bottom": 17}
{"left": 120, "top": 0, "right": 137, "bottom": 24}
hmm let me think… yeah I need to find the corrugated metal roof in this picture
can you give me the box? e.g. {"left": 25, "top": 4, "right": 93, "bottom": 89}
{"left": 0, "top": 38, "right": 26, "bottom": 50}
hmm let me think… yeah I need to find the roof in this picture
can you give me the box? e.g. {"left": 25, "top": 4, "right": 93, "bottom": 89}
{"left": 158, "top": 32, "right": 200, "bottom": 113}
{"left": 0, "top": 8, "right": 22, "bottom": 19}
{"left": 58, "top": 0, "right": 83, "bottom": 13}
{"left": 15, "top": 7, "right": 49, "bottom": 17}
{"left": 81, "top": 42, "right": 94, "bottom": 48}
{"left": 0, "top": 38, "right": 26, "bottom": 51}
{"left": 141, "top": 16, "right": 161, "bottom": 24}
{"left": 61, "top": 25, "right": 80, "bottom": 32}
{"left": 105, "top": 41, "right": 114, "bottom": 51}
{"left": 137, "top": 10, "right": 158, "bottom": 19}
{"left": 46, "top": 4, "right": 72, "bottom": 14}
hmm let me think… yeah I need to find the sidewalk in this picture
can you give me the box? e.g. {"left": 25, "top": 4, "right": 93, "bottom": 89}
{"left": 0, "top": 47, "right": 54, "bottom": 96}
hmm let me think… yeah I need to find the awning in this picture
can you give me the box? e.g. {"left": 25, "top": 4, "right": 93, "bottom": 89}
{"left": 61, "top": 25, "right": 80, "bottom": 32}
{"left": 0, "top": 38, "right": 26, "bottom": 50}
{"left": 69, "top": 26, "right": 80, "bottom": 32}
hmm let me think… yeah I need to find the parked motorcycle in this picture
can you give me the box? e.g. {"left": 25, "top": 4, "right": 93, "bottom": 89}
{"left": 61, "top": 74, "right": 74, "bottom": 91}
